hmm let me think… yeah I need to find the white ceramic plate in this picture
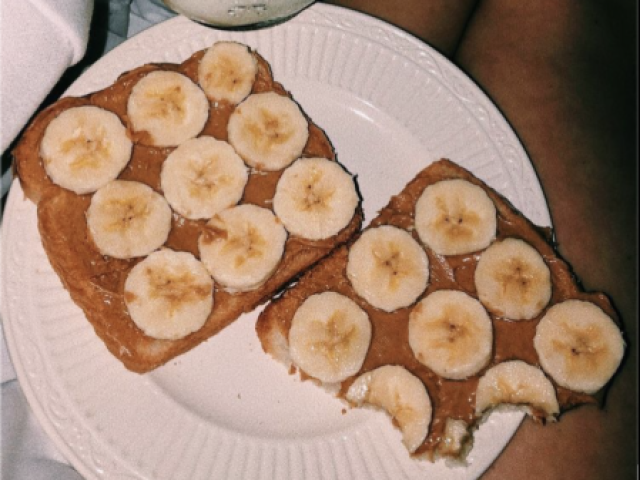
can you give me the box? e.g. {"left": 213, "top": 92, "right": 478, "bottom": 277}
{"left": 2, "top": 5, "right": 551, "bottom": 479}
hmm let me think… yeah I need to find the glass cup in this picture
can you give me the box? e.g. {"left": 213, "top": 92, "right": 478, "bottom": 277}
{"left": 155, "top": 0, "right": 316, "bottom": 28}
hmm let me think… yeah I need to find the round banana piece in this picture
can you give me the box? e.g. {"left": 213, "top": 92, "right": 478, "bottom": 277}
{"left": 288, "top": 292, "right": 372, "bottom": 384}
{"left": 346, "top": 225, "right": 429, "bottom": 312}
{"left": 160, "top": 136, "right": 248, "bottom": 220}
{"left": 346, "top": 365, "right": 432, "bottom": 454}
{"left": 474, "top": 237, "right": 552, "bottom": 320}
{"left": 198, "top": 41, "right": 258, "bottom": 105}
{"left": 408, "top": 290, "right": 493, "bottom": 380}
{"left": 124, "top": 249, "right": 214, "bottom": 340}
{"left": 414, "top": 179, "right": 497, "bottom": 256}
{"left": 40, "top": 105, "right": 132, "bottom": 194}
{"left": 198, "top": 204, "right": 287, "bottom": 292}
{"left": 127, "top": 70, "right": 209, "bottom": 147}
{"left": 273, "top": 157, "right": 359, "bottom": 240}
{"left": 87, "top": 180, "right": 172, "bottom": 259}
{"left": 534, "top": 300, "right": 624, "bottom": 394}
{"left": 475, "top": 360, "right": 559, "bottom": 421}
{"left": 227, "top": 91, "right": 309, "bottom": 171}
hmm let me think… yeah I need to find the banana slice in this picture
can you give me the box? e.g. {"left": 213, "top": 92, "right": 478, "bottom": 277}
{"left": 160, "top": 136, "right": 248, "bottom": 220}
{"left": 474, "top": 237, "right": 552, "bottom": 320}
{"left": 124, "top": 249, "right": 214, "bottom": 340}
{"left": 40, "top": 105, "right": 132, "bottom": 194}
{"left": 127, "top": 70, "right": 209, "bottom": 147}
{"left": 198, "top": 204, "right": 287, "bottom": 292}
{"left": 346, "top": 225, "right": 429, "bottom": 312}
{"left": 408, "top": 290, "right": 493, "bottom": 380}
{"left": 414, "top": 179, "right": 497, "bottom": 256}
{"left": 227, "top": 92, "right": 309, "bottom": 171}
{"left": 87, "top": 180, "right": 172, "bottom": 259}
{"left": 534, "top": 300, "right": 625, "bottom": 394}
{"left": 288, "top": 292, "right": 372, "bottom": 384}
{"left": 346, "top": 365, "right": 432, "bottom": 454}
{"left": 475, "top": 360, "right": 559, "bottom": 420}
{"left": 198, "top": 41, "right": 258, "bottom": 105}
{"left": 273, "top": 157, "right": 359, "bottom": 240}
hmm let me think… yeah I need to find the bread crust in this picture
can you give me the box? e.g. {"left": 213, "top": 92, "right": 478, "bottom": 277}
{"left": 13, "top": 47, "right": 363, "bottom": 373}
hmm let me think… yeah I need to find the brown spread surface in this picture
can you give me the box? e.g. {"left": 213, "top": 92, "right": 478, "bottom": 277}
{"left": 257, "top": 158, "right": 618, "bottom": 457}
{"left": 14, "top": 48, "right": 362, "bottom": 373}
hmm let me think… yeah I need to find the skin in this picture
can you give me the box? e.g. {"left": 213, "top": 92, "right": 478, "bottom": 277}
{"left": 324, "top": 0, "right": 637, "bottom": 478}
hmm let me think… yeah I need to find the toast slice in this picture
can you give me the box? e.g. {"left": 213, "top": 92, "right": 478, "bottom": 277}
{"left": 256, "top": 158, "right": 623, "bottom": 461}
{"left": 12, "top": 43, "right": 363, "bottom": 373}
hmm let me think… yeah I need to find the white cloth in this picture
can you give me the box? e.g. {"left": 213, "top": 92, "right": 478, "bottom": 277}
{"left": 1, "top": 2, "right": 175, "bottom": 478}
{"left": 0, "top": 0, "right": 93, "bottom": 154}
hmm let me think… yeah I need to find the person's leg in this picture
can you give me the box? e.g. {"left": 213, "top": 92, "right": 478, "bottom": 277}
{"left": 454, "top": 1, "right": 637, "bottom": 478}
{"left": 321, "top": 0, "right": 479, "bottom": 56}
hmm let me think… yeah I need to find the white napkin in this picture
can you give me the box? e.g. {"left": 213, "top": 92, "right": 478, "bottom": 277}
{"left": 0, "top": 0, "right": 94, "bottom": 154}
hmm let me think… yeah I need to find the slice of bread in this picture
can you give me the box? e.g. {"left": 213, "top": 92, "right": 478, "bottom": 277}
{"left": 256, "top": 158, "right": 621, "bottom": 461}
{"left": 13, "top": 46, "right": 362, "bottom": 373}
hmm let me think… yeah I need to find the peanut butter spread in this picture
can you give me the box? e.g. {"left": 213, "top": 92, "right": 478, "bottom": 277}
{"left": 258, "top": 159, "right": 618, "bottom": 457}
{"left": 14, "top": 49, "right": 362, "bottom": 373}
